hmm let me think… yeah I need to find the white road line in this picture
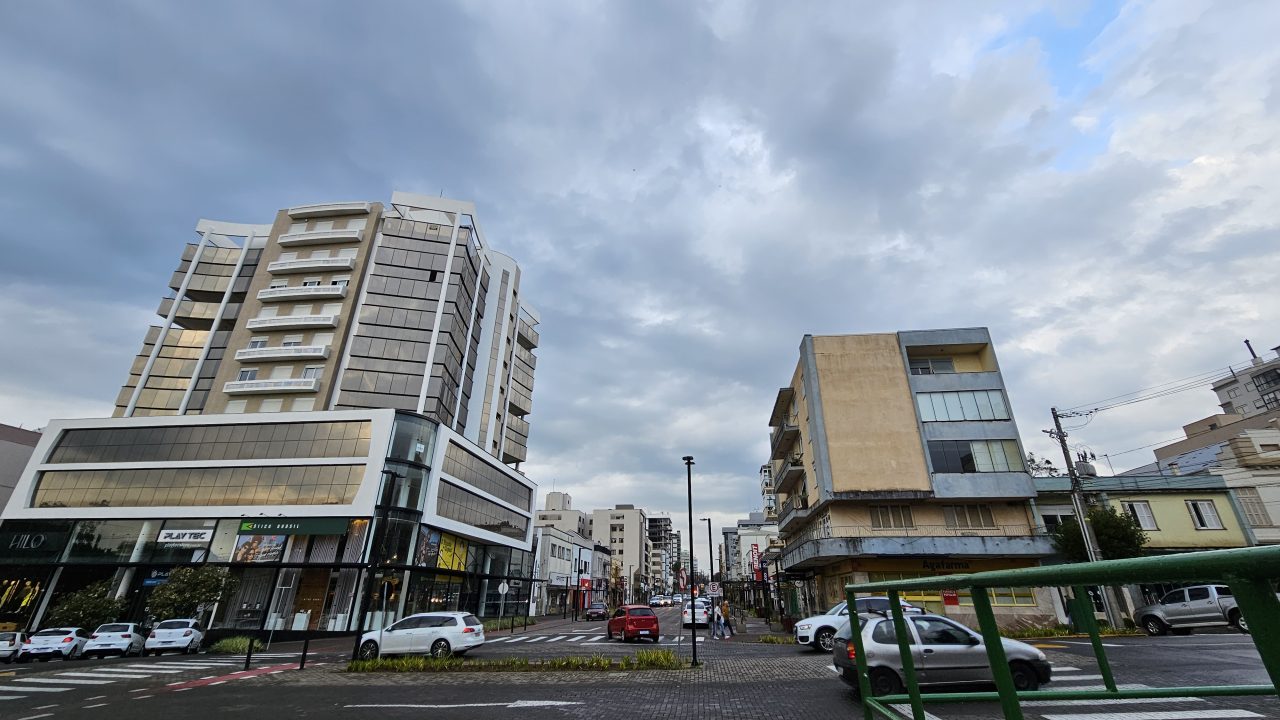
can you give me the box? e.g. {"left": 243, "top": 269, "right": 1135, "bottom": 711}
{"left": 1042, "top": 711, "right": 1263, "bottom": 720}
{"left": 17, "top": 714, "right": 54, "bottom": 720}
{"left": 565, "top": 636, "right": 586, "bottom": 642}
{"left": 523, "top": 637, "right": 548, "bottom": 643}
{"left": 34, "top": 705, "right": 59, "bottom": 710}
{"left": 546, "top": 635, "right": 568, "bottom": 642}
{"left": 590, "top": 635, "right": 605, "bottom": 642}
{"left": 83, "top": 703, "right": 108, "bottom": 709}
{"left": 888, "top": 704, "right": 947, "bottom": 720}
{"left": 17, "top": 678, "right": 115, "bottom": 685}
{"left": 0, "top": 687, "right": 72, "bottom": 693}
{"left": 209, "top": 681, "right": 226, "bottom": 686}
{"left": 501, "top": 637, "right": 529, "bottom": 643}
{"left": 1056, "top": 640, "right": 1123, "bottom": 647}
{"left": 130, "top": 688, "right": 150, "bottom": 693}
{"left": 0, "top": 696, "right": 26, "bottom": 700}
{"left": 122, "top": 666, "right": 185, "bottom": 673}
{"left": 1050, "top": 674, "right": 1105, "bottom": 682}
{"left": 1024, "top": 697, "right": 1205, "bottom": 707}
{"left": 58, "top": 672, "right": 150, "bottom": 680}
{"left": 1053, "top": 666, "right": 1083, "bottom": 672}
{"left": 134, "top": 695, "right": 153, "bottom": 700}
{"left": 81, "top": 668, "right": 158, "bottom": 675}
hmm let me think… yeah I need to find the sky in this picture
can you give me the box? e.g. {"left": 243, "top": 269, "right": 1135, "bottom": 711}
{"left": 2, "top": 0, "right": 1279, "bottom": 569}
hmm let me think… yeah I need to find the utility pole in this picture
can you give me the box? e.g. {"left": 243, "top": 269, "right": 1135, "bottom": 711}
{"left": 683, "top": 455, "right": 699, "bottom": 668}
{"left": 1048, "top": 408, "right": 1122, "bottom": 629}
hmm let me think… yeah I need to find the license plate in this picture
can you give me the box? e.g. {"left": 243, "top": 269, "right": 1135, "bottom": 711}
{"left": 638, "top": 630, "right": 651, "bottom": 635}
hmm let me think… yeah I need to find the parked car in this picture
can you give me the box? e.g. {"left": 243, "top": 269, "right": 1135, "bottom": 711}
{"left": 357, "top": 612, "right": 485, "bottom": 659}
{"left": 83, "top": 622, "right": 146, "bottom": 658}
{"left": 144, "top": 619, "right": 204, "bottom": 655}
{"left": 1132, "top": 584, "right": 1253, "bottom": 636}
{"left": 671, "top": 593, "right": 685, "bottom": 604}
{"left": 585, "top": 602, "right": 610, "bottom": 621}
{"left": 607, "top": 604, "right": 661, "bottom": 642}
{"left": 682, "top": 600, "right": 710, "bottom": 628}
{"left": 833, "top": 613, "right": 1051, "bottom": 696}
{"left": 22, "top": 627, "right": 90, "bottom": 661}
{"left": 0, "top": 632, "right": 27, "bottom": 663}
{"left": 795, "top": 598, "right": 924, "bottom": 652}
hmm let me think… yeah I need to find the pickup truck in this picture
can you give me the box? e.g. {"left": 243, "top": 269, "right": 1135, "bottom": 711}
{"left": 1132, "top": 584, "right": 1248, "bottom": 636}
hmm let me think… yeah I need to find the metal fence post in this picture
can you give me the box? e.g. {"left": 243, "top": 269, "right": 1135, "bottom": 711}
{"left": 243, "top": 632, "right": 255, "bottom": 671}
{"left": 1227, "top": 576, "right": 1280, "bottom": 697}
{"left": 1070, "top": 585, "right": 1117, "bottom": 692}
{"left": 971, "top": 587, "right": 1024, "bottom": 720}
{"left": 844, "top": 587, "right": 874, "bottom": 720}
{"left": 299, "top": 636, "right": 310, "bottom": 670}
{"left": 887, "top": 590, "right": 926, "bottom": 720}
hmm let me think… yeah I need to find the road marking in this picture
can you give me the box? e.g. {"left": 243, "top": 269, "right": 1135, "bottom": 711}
{"left": 590, "top": 635, "right": 605, "bottom": 642}
{"left": 546, "top": 635, "right": 568, "bottom": 642}
{"left": 134, "top": 695, "right": 153, "bottom": 700}
{"left": 79, "top": 668, "right": 158, "bottom": 675}
{"left": 0, "top": 696, "right": 27, "bottom": 700}
{"left": 34, "top": 704, "right": 59, "bottom": 708}
{"left": 1, "top": 686, "right": 72, "bottom": 692}
{"left": 1024, "top": 697, "right": 1205, "bottom": 707}
{"left": 17, "top": 714, "right": 54, "bottom": 720}
{"left": 888, "top": 704, "right": 947, "bottom": 720}
{"left": 565, "top": 636, "right": 586, "bottom": 642}
{"left": 1050, "top": 674, "right": 1105, "bottom": 682}
{"left": 86, "top": 695, "right": 106, "bottom": 700}
{"left": 83, "top": 703, "right": 109, "bottom": 709}
{"left": 123, "top": 666, "right": 185, "bottom": 673}
{"left": 523, "top": 637, "right": 548, "bottom": 643}
{"left": 345, "top": 700, "right": 582, "bottom": 709}
{"left": 210, "top": 681, "right": 226, "bottom": 686}
{"left": 1035, "top": 643, "right": 1069, "bottom": 649}
{"left": 500, "top": 637, "right": 529, "bottom": 643}
{"left": 59, "top": 672, "right": 151, "bottom": 680}
{"left": 18, "top": 677, "right": 114, "bottom": 685}
{"left": 1053, "top": 666, "right": 1082, "bottom": 672}
{"left": 1044, "top": 707, "right": 1264, "bottom": 712}
{"left": 1056, "top": 641, "right": 1122, "bottom": 647}
{"left": 175, "top": 687, "right": 192, "bottom": 692}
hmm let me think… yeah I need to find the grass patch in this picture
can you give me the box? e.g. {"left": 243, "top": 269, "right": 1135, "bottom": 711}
{"left": 208, "top": 636, "right": 265, "bottom": 654}
{"left": 1001, "top": 624, "right": 1142, "bottom": 639}
{"left": 757, "top": 634, "right": 793, "bottom": 644}
{"left": 482, "top": 616, "right": 537, "bottom": 632}
{"left": 347, "top": 649, "right": 682, "bottom": 673}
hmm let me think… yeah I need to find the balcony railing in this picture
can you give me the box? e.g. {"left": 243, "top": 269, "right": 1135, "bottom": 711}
{"left": 780, "top": 494, "right": 808, "bottom": 519}
{"left": 257, "top": 285, "right": 347, "bottom": 302}
{"left": 287, "top": 202, "right": 372, "bottom": 218}
{"left": 278, "top": 229, "right": 363, "bottom": 247}
{"left": 784, "top": 523, "right": 1043, "bottom": 548}
{"left": 517, "top": 318, "right": 540, "bottom": 349}
{"left": 223, "top": 378, "right": 320, "bottom": 394}
{"left": 245, "top": 314, "right": 339, "bottom": 331}
{"left": 266, "top": 257, "right": 356, "bottom": 274}
{"left": 774, "top": 458, "right": 805, "bottom": 494}
{"left": 234, "top": 345, "right": 330, "bottom": 362}
{"left": 769, "top": 424, "right": 800, "bottom": 460}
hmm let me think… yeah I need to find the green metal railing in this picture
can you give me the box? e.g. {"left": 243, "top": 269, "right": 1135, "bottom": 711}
{"left": 842, "top": 545, "right": 1280, "bottom": 720}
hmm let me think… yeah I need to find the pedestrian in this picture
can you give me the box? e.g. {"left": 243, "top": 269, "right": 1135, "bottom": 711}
{"left": 720, "top": 599, "right": 734, "bottom": 637}
{"left": 710, "top": 605, "right": 724, "bottom": 639}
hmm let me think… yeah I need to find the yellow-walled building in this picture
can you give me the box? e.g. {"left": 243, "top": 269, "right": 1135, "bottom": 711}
{"left": 768, "top": 329, "right": 1055, "bottom": 627}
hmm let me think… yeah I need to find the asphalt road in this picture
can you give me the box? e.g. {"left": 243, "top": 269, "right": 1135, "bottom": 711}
{"left": 4, "top": 620, "right": 1277, "bottom": 720}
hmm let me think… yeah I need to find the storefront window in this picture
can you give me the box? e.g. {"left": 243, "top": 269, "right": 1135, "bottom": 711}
{"left": 0, "top": 567, "right": 52, "bottom": 629}
{"left": 0, "top": 520, "right": 73, "bottom": 564}
{"left": 65, "top": 520, "right": 149, "bottom": 564}
{"left": 207, "top": 519, "right": 244, "bottom": 563}
{"left": 146, "top": 519, "right": 217, "bottom": 563}
{"left": 215, "top": 567, "right": 276, "bottom": 630}
{"left": 380, "top": 462, "right": 428, "bottom": 510}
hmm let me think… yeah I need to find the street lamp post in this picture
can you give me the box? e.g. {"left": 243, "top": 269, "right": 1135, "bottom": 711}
{"left": 701, "top": 517, "right": 715, "bottom": 639}
{"left": 350, "top": 468, "right": 402, "bottom": 661}
{"left": 683, "top": 455, "right": 698, "bottom": 667}
{"left": 627, "top": 564, "right": 634, "bottom": 605}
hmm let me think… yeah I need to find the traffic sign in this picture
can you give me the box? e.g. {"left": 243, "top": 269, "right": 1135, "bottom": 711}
{"left": 708, "top": 582, "right": 721, "bottom": 597}
{"left": 498, "top": 581, "right": 510, "bottom": 595}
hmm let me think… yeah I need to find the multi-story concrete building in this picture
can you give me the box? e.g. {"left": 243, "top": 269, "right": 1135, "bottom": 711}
{"left": 721, "top": 527, "right": 740, "bottom": 581}
{"left": 536, "top": 491, "right": 590, "bottom": 538}
{"left": 533, "top": 525, "right": 601, "bottom": 615}
{"left": 768, "top": 329, "right": 1053, "bottom": 624}
{"left": 0, "top": 192, "right": 542, "bottom": 635}
{"left": 591, "top": 504, "right": 651, "bottom": 602}
{"left": 112, "top": 192, "right": 539, "bottom": 469}
{"left": 0, "top": 424, "right": 41, "bottom": 510}
{"left": 647, "top": 516, "right": 673, "bottom": 593}
{"left": 759, "top": 464, "right": 777, "bottom": 521}
{"left": 1211, "top": 342, "right": 1280, "bottom": 418}
{"left": 733, "top": 512, "right": 778, "bottom": 582}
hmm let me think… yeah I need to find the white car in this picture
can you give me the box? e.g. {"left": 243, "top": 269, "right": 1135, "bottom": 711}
{"left": 84, "top": 622, "right": 146, "bottom": 658}
{"left": 145, "top": 619, "right": 204, "bottom": 655}
{"left": 358, "top": 611, "right": 485, "bottom": 660}
{"left": 21, "top": 627, "right": 90, "bottom": 661}
{"left": 682, "top": 600, "right": 710, "bottom": 628}
{"left": 796, "top": 598, "right": 924, "bottom": 652}
{"left": 0, "top": 632, "right": 27, "bottom": 663}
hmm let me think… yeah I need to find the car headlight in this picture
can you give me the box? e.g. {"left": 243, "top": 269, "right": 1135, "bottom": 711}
{"left": 796, "top": 623, "right": 812, "bottom": 631}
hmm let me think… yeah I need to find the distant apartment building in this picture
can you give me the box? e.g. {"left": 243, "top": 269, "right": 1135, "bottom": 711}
{"left": 721, "top": 527, "right": 740, "bottom": 581}
{"left": 759, "top": 464, "right": 777, "bottom": 520}
{"left": 647, "top": 516, "right": 673, "bottom": 593}
{"left": 536, "top": 491, "right": 591, "bottom": 538}
{"left": 767, "top": 329, "right": 1053, "bottom": 624}
{"left": 533, "top": 525, "right": 607, "bottom": 614}
{"left": 591, "top": 505, "right": 651, "bottom": 601}
{"left": 733, "top": 512, "right": 779, "bottom": 582}
{"left": 1, "top": 192, "right": 543, "bottom": 634}
{"left": 1211, "top": 342, "right": 1280, "bottom": 418}
{"left": 0, "top": 425, "right": 41, "bottom": 511}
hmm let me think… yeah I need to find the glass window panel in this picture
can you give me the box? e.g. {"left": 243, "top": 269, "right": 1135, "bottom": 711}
{"left": 1001, "top": 441, "right": 1023, "bottom": 471}
{"left": 973, "top": 391, "right": 994, "bottom": 420}
{"left": 942, "top": 394, "right": 963, "bottom": 421}
{"left": 958, "top": 392, "right": 980, "bottom": 420}
{"left": 987, "top": 391, "right": 1009, "bottom": 419}
{"left": 970, "top": 442, "right": 994, "bottom": 472}
{"left": 917, "top": 394, "right": 936, "bottom": 422}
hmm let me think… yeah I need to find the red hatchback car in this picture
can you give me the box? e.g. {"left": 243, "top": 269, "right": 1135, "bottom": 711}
{"left": 607, "top": 605, "right": 660, "bottom": 642}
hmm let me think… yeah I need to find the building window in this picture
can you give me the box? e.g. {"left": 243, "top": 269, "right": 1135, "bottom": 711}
{"left": 927, "top": 440, "right": 1025, "bottom": 473}
{"left": 259, "top": 398, "right": 283, "bottom": 413}
{"left": 1236, "top": 488, "right": 1273, "bottom": 527}
{"left": 302, "top": 366, "right": 324, "bottom": 380}
{"left": 302, "top": 278, "right": 322, "bottom": 287}
{"left": 282, "top": 335, "right": 303, "bottom": 348}
{"left": 909, "top": 358, "right": 955, "bottom": 375}
{"left": 237, "top": 368, "right": 258, "bottom": 381}
{"left": 332, "top": 276, "right": 350, "bottom": 288}
{"left": 870, "top": 505, "right": 914, "bottom": 529}
{"left": 916, "top": 390, "right": 1010, "bottom": 422}
{"left": 247, "top": 337, "right": 268, "bottom": 349}
{"left": 290, "top": 397, "right": 315, "bottom": 412}
{"left": 1187, "top": 500, "right": 1225, "bottom": 530}
{"left": 269, "top": 279, "right": 288, "bottom": 289}
{"left": 225, "top": 400, "right": 248, "bottom": 414}
{"left": 1227, "top": 388, "right": 1241, "bottom": 398}
{"left": 1120, "top": 501, "right": 1159, "bottom": 530}
{"left": 943, "top": 505, "right": 995, "bottom": 529}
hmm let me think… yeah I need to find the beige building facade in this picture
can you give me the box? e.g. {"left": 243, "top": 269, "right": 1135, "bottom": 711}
{"left": 591, "top": 504, "right": 652, "bottom": 602}
{"left": 769, "top": 329, "right": 1054, "bottom": 626}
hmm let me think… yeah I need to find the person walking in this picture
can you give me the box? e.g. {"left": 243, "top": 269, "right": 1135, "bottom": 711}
{"left": 720, "top": 599, "right": 734, "bottom": 638}
{"left": 710, "top": 604, "right": 725, "bottom": 639}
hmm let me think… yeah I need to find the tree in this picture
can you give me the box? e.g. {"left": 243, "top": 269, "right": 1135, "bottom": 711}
{"left": 146, "top": 566, "right": 238, "bottom": 621}
{"left": 45, "top": 581, "right": 126, "bottom": 629}
{"left": 1026, "top": 453, "right": 1059, "bottom": 477}
{"left": 1051, "top": 505, "right": 1148, "bottom": 562}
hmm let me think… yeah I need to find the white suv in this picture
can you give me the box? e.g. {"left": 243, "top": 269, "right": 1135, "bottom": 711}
{"left": 795, "top": 598, "right": 923, "bottom": 652}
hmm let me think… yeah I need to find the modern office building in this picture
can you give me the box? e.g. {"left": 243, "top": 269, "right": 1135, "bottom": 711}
{"left": 0, "top": 424, "right": 41, "bottom": 510}
{"left": 768, "top": 329, "right": 1054, "bottom": 625}
{"left": 591, "top": 505, "right": 651, "bottom": 602}
{"left": 0, "top": 192, "right": 542, "bottom": 634}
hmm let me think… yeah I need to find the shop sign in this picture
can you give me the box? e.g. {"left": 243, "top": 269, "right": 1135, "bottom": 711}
{"left": 143, "top": 569, "right": 171, "bottom": 587}
{"left": 1, "top": 529, "right": 68, "bottom": 560}
{"left": 231, "top": 535, "right": 287, "bottom": 563}
{"left": 236, "top": 518, "right": 349, "bottom": 536}
{"left": 942, "top": 589, "right": 960, "bottom": 606}
{"left": 437, "top": 532, "right": 468, "bottom": 571}
{"left": 157, "top": 529, "right": 214, "bottom": 545}
{"left": 750, "top": 543, "right": 762, "bottom": 581}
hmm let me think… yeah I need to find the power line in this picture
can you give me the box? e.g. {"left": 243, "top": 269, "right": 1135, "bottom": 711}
{"left": 1061, "top": 362, "right": 1251, "bottom": 413}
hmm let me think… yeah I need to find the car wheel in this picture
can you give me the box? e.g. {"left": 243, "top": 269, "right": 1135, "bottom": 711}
{"left": 1009, "top": 661, "right": 1040, "bottom": 691}
{"left": 358, "top": 640, "right": 380, "bottom": 660}
{"left": 1231, "top": 610, "right": 1250, "bottom": 634}
{"left": 429, "top": 639, "right": 451, "bottom": 658}
{"left": 606, "top": 628, "right": 613, "bottom": 640}
{"left": 868, "top": 667, "right": 903, "bottom": 697}
{"left": 815, "top": 628, "right": 836, "bottom": 653}
{"left": 1142, "top": 616, "right": 1168, "bottom": 636}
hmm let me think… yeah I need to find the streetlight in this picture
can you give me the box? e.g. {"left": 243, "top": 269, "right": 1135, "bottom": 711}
{"left": 351, "top": 468, "right": 403, "bottom": 661}
{"left": 627, "top": 564, "right": 634, "bottom": 605}
{"left": 683, "top": 456, "right": 698, "bottom": 668}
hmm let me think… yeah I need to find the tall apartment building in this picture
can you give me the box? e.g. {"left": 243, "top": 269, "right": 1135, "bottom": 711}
{"left": 647, "top": 516, "right": 673, "bottom": 592}
{"left": 0, "top": 192, "right": 543, "bottom": 635}
{"left": 113, "top": 191, "right": 539, "bottom": 468}
{"left": 733, "top": 512, "right": 778, "bottom": 581}
{"left": 768, "top": 329, "right": 1053, "bottom": 624}
{"left": 591, "top": 505, "right": 651, "bottom": 601}
{"left": 536, "top": 491, "right": 591, "bottom": 538}
{"left": 721, "top": 527, "right": 740, "bottom": 581}
{"left": 1211, "top": 342, "right": 1280, "bottom": 418}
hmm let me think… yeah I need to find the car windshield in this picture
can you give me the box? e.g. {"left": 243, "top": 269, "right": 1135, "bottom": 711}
{"left": 98, "top": 624, "right": 131, "bottom": 633}
{"left": 629, "top": 608, "right": 656, "bottom": 617}
{"left": 34, "top": 629, "right": 71, "bottom": 636}
{"left": 826, "top": 601, "right": 847, "bottom": 616}
{"left": 589, "top": 603, "right": 606, "bottom": 609}
{"left": 156, "top": 620, "right": 192, "bottom": 629}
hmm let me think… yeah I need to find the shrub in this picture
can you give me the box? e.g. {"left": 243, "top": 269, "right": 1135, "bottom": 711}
{"left": 45, "top": 581, "right": 126, "bottom": 630}
{"left": 208, "top": 636, "right": 265, "bottom": 654}
{"left": 757, "top": 634, "right": 792, "bottom": 644}
{"left": 481, "top": 616, "right": 536, "bottom": 632}
{"left": 147, "top": 566, "right": 238, "bottom": 621}
{"left": 347, "top": 650, "right": 681, "bottom": 673}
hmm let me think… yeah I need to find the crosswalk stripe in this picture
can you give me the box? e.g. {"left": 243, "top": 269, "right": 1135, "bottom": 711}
{"left": 524, "top": 637, "right": 548, "bottom": 643}
{"left": 502, "top": 636, "right": 530, "bottom": 643}
{"left": 123, "top": 666, "right": 185, "bottom": 673}
{"left": 1052, "top": 674, "right": 1105, "bottom": 682}
{"left": 888, "top": 704, "right": 946, "bottom": 720}
{"left": 17, "top": 678, "right": 115, "bottom": 685}
{"left": 0, "top": 696, "right": 25, "bottom": 700}
{"left": 1042, "top": 711, "right": 1263, "bottom": 720}
{"left": 0, "top": 686, "right": 72, "bottom": 692}
{"left": 546, "top": 636, "right": 568, "bottom": 642}
{"left": 81, "top": 669, "right": 159, "bottom": 675}
{"left": 590, "top": 635, "right": 605, "bottom": 641}
{"left": 565, "top": 636, "right": 585, "bottom": 642}
{"left": 1054, "top": 666, "right": 1083, "bottom": 672}
{"left": 1024, "top": 697, "right": 1205, "bottom": 707}
{"left": 58, "top": 672, "right": 151, "bottom": 680}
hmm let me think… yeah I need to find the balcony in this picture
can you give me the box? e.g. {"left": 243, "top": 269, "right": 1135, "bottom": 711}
{"left": 278, "top": 229, "right": 364, "bottom": 247}
{"left": 769, "top": 387, "right": 795, "bottom": 427}
{"left": 245, "top": 314, "right": 339, "bottom": 331}
{"left": 223, "top": 378, "right": 320, "bottom": 394}
{"left": 234, "top": 345, "right": 330, "bottom": 362}
{"left": 517, "top": 319, "right": 539, "bottom": 349}
{"left": 774, "top": 458, "right": 805, "bottom": 494}
{"left": 267, "top": 257, "right": 356, "bottom": 274}
{"left": 257, "top": 285, "right": 348, "bottom": 303}
{"left": 778, "top": 495, "right": 811, "bottom": 532}
{"left": 780, "top": 524, "right": 1053, "bottom": 570}
{"left": 287, "top": 202, "right": 372, "bottom": 219}
{"left": 769, "top": 424, "right": 800, "bottom": 460}
{"left": 508, "top": 389, "right": 532, "bottom": 416}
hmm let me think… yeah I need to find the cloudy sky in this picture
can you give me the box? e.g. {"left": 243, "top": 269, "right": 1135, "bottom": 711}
{"left": 2, "top": 0, "right": 1278, "bottom": 564}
